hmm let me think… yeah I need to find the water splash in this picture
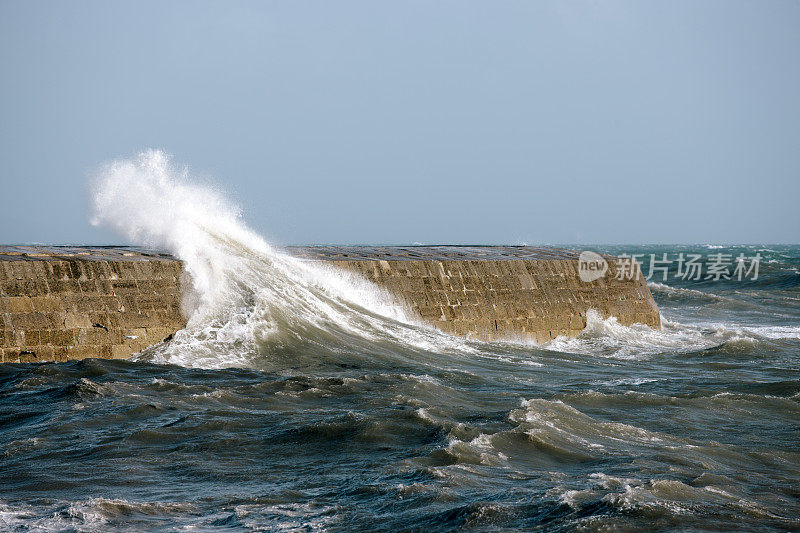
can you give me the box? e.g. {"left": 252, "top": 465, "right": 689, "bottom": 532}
{"left": 91, "top": 149, "right": 265, "bottom": 310}
{"left": 90, "top": 150, "right": 477, "bottom": 368}
{"left": 90, "top": 151, "right": 784, "bottom": 368}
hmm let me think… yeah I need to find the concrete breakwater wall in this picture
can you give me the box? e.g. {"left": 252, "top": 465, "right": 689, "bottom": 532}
{"left": 0, "top": 247, "right": 184, "bottom": 363}
{"left": 0, "top": 246, "right": 660, "bottom": 363}
{"left": 293, "top": 246, "right": 661, "bottom": 343}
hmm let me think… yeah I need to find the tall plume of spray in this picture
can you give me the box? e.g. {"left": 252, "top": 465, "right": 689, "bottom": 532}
{"left": 90, "top": 149, "right": 269, "bottom": 312}
{"left": 89, "top": 150, "right": 466, "bottom": 368}
{"left": 88, "top": 150, "right": 734, "bottom": 368}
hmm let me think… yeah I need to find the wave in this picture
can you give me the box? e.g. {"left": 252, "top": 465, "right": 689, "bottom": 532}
{"left": 741, "top": 325, "right": 800, "bottom": 340}
{"left": 422, "top": 397, "right": 800, "bottom": 527}
{"left": 91, "top": 150, "right": 477, "bottom": 369}
{"left": 0, "top": 498, "right": 339, "bottom": 532}
{"left": 90, "top": 150, "right": 797, "bottom": 368}
{"left": 532, "top": 310, "right": 756, "bottom": 359}
{"left": 647, "top": 282, "right": 726, "bottom": 302}
{"left": 0, "top": 498, "right": 199, "bottom": 532}
{"left": 554, "top": 472, "right": 794, "bottom": 528}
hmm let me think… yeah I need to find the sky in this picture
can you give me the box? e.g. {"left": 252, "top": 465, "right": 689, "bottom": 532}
{"left": 1, "top": 0, "right": 798, "bottom": 245}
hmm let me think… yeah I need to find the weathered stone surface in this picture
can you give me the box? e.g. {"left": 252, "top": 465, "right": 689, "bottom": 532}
{"left": 0, "top": 247, "right": 185, "bottom": 362}
{"left": 293, "top": 247, "right": 660, "bottom": 344}
{"left": 0, "top": 245, "right": 660, "bottom": 362}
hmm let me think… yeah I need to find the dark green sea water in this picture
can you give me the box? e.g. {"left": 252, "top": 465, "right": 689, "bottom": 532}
{"left": 1, "top": 244, "right": 798, "bottom": 532}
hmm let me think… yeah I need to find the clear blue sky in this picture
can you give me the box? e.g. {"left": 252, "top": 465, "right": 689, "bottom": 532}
{"left": 1, "top": 1, "right": 798, "bottom": 245}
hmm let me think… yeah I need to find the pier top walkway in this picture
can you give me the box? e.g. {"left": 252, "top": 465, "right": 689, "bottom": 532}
{"left": 0, "top": 245, "right": 581, "bottom": 262}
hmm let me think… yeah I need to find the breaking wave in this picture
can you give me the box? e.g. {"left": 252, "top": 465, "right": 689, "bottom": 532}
{"left": 91, "top": 150, "right": 477, "bottom": 368}
{"left": 539, "top": 310, "right": 780, "bottom": 359}
{"left": 647, "top": 281, "right": 726, "bottom": 302}
{"left": 90, "top": 150, "right": 798, "bottom": 368}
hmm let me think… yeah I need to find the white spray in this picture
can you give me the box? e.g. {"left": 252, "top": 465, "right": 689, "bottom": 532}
{"left": 91, "top": 150, "right": 771, "bottom": 368}
{"left": 90, "top": 150, "right": 477, "bottom": 368}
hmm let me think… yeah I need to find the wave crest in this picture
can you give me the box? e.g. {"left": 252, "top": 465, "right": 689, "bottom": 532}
{"left": 90, "top": 150, "right": 477, "bottom": 368}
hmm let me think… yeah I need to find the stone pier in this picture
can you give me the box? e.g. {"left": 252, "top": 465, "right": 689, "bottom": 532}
{"left": 0, "top": 245, "right": 660, "bottom": 362}
{"left": 0, "top": 247, "right": 184, "bottom": 363}
{"left": 291, "top": 246, "right": 660, "bottom": 342}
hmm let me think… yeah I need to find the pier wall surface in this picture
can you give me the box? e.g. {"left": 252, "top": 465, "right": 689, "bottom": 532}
{"left": 0, "top": 246, "right": 660, "bottom": 362}
{"left": 0, "top": 247, "right": 184, "bottom": 363}
{"left": 293, "top": 246, "right": 661, "bottom": 343}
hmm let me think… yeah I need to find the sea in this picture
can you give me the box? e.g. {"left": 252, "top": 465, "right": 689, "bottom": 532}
{"left": 1, "top": 152, "right": 798, "bottom": 531}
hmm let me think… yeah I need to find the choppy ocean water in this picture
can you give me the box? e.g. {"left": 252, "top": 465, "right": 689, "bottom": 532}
{"left": 2, "top": 154, "right": 799, "bottom": 531}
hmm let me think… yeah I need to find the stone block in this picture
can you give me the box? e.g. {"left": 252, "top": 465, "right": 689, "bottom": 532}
{"left": 2, "top": 280, "right": 29, "bottom": 297}
{"left": 34, "top": 345, "right": 55, "bottom": 360}
{"left": 0, "top": 328, "right": 11, "bottom": 347}
{"left": 49, "top": 279, "right": 80, "bottom": 294}
{"left": 87, "top": 311, "right": 112, "bottom": 328}
{"left": 2, "top": 348, "right": 17, "bottom": 363}
{"left": 78, "top": 279, "right": 101, "bottom": 293}
{"left": 111, "top": 280, "right": 139, "bottom": 291}
{"left": 12, "top": 312, "right": 49, "bottom": 330}
{"left": 50, "top": 329, "right": 75, "bottom": 345}
{"left": 67, "top": 344, "right": 99, "bottom": 360}
{"left": 90, "top": 261, "right": 112, "bottom": 279}
{"left": 2, "top": 296, "right": 34, "bottom": 313}
{"left": 64, "top": 313, "right": 91, "bottom": 329}
{"left": 53, "top": 346, "right": 68, "bottom": 362}
{"left": 112, "top": 344, "right": 134, "bottom": 359}
{"left": 20, "top": 329, "right": 43, "bottom": 345}
{"left": 83, "top": 327, "right": 111, "bottom": 345}
{"left": 30, "top": 296, "right": 65, "bottom": 313}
